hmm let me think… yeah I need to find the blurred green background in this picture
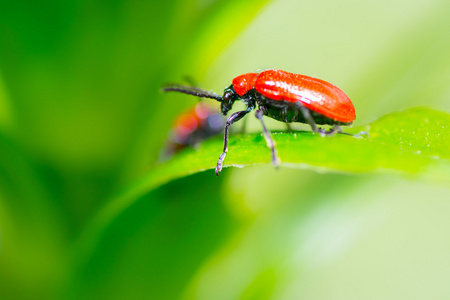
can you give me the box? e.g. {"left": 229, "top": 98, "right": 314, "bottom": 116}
{"left": 1, "top": 0, "right": 450, "bottom": 299}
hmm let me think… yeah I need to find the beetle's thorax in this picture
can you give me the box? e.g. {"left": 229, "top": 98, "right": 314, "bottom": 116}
{"left": 232, "top": 72, "right": 259, "bottom": 96}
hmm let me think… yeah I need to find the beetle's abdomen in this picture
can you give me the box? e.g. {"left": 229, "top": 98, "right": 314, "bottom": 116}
{"left": 232, "top": 72, "right": 259, "bottom": 96}
{"left": 257, "top": 96, "right": 351, "bottom": 126}
{"left": 254, "top": 69, "right": 355, "bottom": 123}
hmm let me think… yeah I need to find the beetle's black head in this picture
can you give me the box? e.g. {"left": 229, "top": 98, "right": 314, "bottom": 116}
{"left": 221, "top": 85, "right": 239, "bottom": 115}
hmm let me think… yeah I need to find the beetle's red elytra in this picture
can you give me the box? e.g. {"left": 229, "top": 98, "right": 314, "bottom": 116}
{"left": 234, "top": 70, "right": 355, "bottom": 123}
{"left": 162, "top": 69, "right": 368, "bottom": 175}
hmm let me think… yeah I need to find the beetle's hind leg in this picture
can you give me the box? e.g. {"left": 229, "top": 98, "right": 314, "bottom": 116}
{"left": 285, "top": 123, "right": 293, "bottom": 131}
{"left": 316, "top": 125, "right": 368, "bottom": 138}
{"left": 255, "top": 110, "right": 281, "bottom": 168}
{"left": 318, "top": 125, "right": 342, "bottom": 137}
{"left": 297, "top": 103, "right": 369, "bottom": 138}
{"left": 297, "top": 104, "right": 328, "bottom": 137}
{"left": 338, "top": 129, "right": 370, "bottom": 139}
{"left": 328, "top": 124, "right": 370, "bottom": 138}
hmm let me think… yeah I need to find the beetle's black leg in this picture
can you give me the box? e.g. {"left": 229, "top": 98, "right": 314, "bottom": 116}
{"left": 285, "top": 123, "right": 292, "bottom": 131}
{"left": 215, "top": 109, "right": 251, "bottom": 176}
{"left": 318, "top": 125, "right": 342, "bottom": 137}
{"left": 297, "top": 104, "right": 369, "bottom": 138}
{"left": 338, "top": 129, "right": 370, "bottom": 139}
{"left": 297, "top": 104, "right": 325, "bottom": 136}
{"left": 255, "top": 109, "right": 281, "bottom": 168}
{"left": 324, "top": 125, "right": 370, "bottom": 138}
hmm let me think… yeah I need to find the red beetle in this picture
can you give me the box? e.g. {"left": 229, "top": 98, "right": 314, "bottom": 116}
{"left": 163, "top": 69, "right": 367, "bottom": 175}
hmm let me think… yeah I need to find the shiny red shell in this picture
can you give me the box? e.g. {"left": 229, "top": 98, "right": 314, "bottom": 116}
{"left": 232, "top": 69, "right": 355, "bottom": 123}
{"left": 232, "top": 72, "right": 259, "bottom": 96}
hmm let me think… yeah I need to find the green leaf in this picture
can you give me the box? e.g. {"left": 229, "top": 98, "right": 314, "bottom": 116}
{"left": 135, "top": 106, "right": 450, "bottom": 191}
{"left": 85, "top": 107, "right": 450, "bottom": 246}
{"left": 73, "top": 106, "right": 450, "bottom": 299}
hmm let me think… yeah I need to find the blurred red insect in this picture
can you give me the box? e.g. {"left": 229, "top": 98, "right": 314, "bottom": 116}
{"left": 161, "top": 102, "right": 224, "bottom": 159}
{"left": 163, "top": 69, "right": 367, "bottom": 175}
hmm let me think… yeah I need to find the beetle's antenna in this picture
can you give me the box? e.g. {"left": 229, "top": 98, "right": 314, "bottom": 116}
{"left": 161, "top": 84, "right": 223, "bottom": 102}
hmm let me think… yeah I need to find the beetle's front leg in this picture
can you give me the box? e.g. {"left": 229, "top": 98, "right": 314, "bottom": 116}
{"left": 215, "top": 109, "right": 251, "bottom": 176}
